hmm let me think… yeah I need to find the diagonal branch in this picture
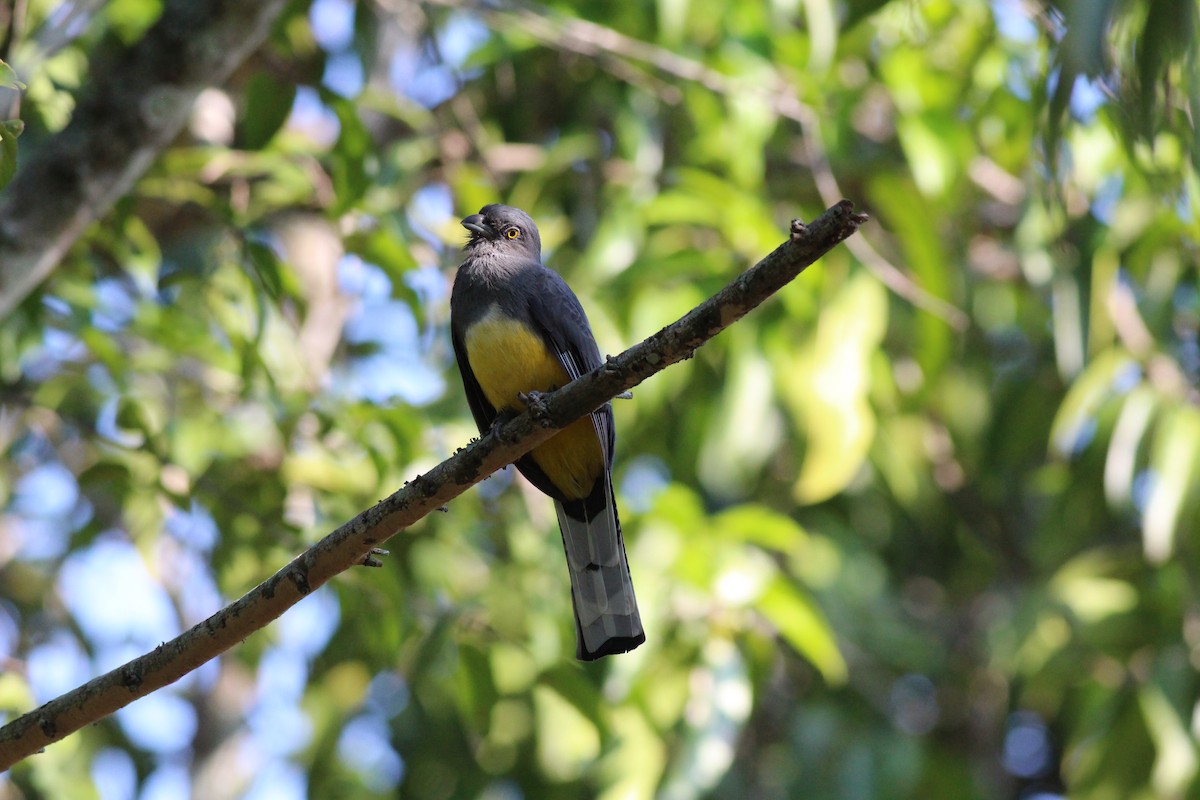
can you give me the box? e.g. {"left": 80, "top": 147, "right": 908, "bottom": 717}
{"left": 0, "top": 200, "right": 867, "bottom": 770}
{"left": 0, "top": 0, "right": 289, "bottom": 319}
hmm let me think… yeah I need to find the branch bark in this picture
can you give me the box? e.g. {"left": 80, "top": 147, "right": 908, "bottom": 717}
{"left": 0, "top": 0, "right": 289, "bottom": 318}
{"left": 0, "top": 200, "right": 867, "bottom": 770}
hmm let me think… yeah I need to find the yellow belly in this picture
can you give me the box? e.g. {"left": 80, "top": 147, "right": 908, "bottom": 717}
{"left": 464, "top": 307, "right": 604, "bottom": 499}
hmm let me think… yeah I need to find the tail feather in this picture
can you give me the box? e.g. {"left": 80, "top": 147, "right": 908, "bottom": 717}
{"left": 554, "top": 481, "right": 644, "bottom": 660}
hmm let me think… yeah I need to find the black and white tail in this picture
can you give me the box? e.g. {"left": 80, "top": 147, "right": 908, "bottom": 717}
{"left": 554, "top": 479, "right": 644, "bottom": 660}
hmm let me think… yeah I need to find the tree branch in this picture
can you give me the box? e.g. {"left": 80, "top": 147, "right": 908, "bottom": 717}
{"left": 0, "top": 0, "right": 289, "bottom": 318}
{"left": 0, "top": 200, "right": 867, "bottom": 769}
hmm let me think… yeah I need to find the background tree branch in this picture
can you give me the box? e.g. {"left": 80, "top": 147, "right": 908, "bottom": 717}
{"left": 0, "top": 199, "right": 867, "bottom": 770}
{"left": 0, "top": 0, "right": 288, "bottom": 319}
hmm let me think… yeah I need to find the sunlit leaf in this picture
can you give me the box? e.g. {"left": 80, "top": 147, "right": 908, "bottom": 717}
{"left": 533, "top": 685, "right": 600, "bottom": 781}
{"left": 537, "top": 663, "right": 603, "bottom": 725}
{"left": 1140, "top": 682, "right": 1198, "bottom": 796}
{"left": 784, "top": 272, "right": 886, "bottom": 503}
{"left": 1103, "top": 386, "right": 1158, "bottom": 506}
{"left": 713, "top": 503, "right": 808, "bottom": 553}
{"left": 758, "top": 577, "right": 847, "bottom": 684}
{"left": 1143, "top": 405, "right": 1200, "bottom": 562}
{"left": 0, "top": 672, "right": 35, "bottom": 714}
{"left": 1050, "top": 349, "right": 1141, "bottom": 458}
{"left": 1050, "top": 552, "right": 1139, "bottom": 625}
{"left": 697, "top": 334, "right": 782, "bottom": 498}
{"left": 0, "top": 60, "right": 24, "bottom": 90}
{"left": 597, "top": 706, "right": 666, "bottom": 800}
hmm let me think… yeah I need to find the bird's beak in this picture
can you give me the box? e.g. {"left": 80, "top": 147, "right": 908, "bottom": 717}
{"left": 461, "top": 214, "right": 492, "bottom": 238}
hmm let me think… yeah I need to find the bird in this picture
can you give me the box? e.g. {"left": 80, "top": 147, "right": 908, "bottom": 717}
{"left": 449, "top": 204, "right": 645, "bottom": 661}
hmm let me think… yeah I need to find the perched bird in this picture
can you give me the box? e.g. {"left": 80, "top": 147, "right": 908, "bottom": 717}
{"left": 449, "top": 204, "right": 644, "bottom": 661}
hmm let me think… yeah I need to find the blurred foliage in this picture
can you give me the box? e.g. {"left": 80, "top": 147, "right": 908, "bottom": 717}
{"left": 1, "top": 0, "right": 1199, "bottom": 798}
{"left": 0, "top": 58, "right": 23, "bottom": 189}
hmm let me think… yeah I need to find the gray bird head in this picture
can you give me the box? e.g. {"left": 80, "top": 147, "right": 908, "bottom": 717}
{"left": 461, "top": 204, "right": 542, "bottom": 260}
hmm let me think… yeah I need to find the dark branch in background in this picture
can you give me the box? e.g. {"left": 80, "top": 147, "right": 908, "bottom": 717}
{"left": 0, "top": 0, "right": 289, "bottom": 319}
{"left": 424, "top": 0, "right": 968, "bottom": 330}
{"left": 0, "top": 200, "right": 867, "bottom": 770}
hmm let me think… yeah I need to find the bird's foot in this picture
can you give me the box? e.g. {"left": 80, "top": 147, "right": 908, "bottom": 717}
{"left": 518, "top": 390, "right": 552, "bottom": 423}
{"left": 360, "top": 547, "right": 389, "bottom": 568}
{"left": 490, "top": 409, "right": 520, "bottom": 442}
{"left": 603, "top": 356, "right": 633, "bottom": 399}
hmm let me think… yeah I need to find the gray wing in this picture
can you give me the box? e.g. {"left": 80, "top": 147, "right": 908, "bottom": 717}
{"left": 526, "top": 267, "right": 615, "bottom": 466}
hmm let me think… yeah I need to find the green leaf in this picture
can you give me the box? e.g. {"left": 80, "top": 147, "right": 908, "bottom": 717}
{"left": 244, "top": 240, "right": 285, "bottom": 300}
{"left": 323, "top": 90, "right": 372, "bottom": 214}
{"left": 239, "top": 72, "right": 297, "bottom": 150}
{"left": 0, "top": 60, "right": 25, "bottom": 90}
{"left": 783, "top": 272, "right": 886, "bottom": 503}
{"left": 1139, "top": 682, "right": 1198, "bottom": 795}
{"left": 533, "top": 685, "right": 601, "bottom": 781}
{"left": 538, "top": 663, "right": 603, "bottom": 726}
{"left": 103, "top": 0, "right": 165, "bottom": 44}
{"left": 865, "top": 171, "right": 953, "bottom": 380}
{"left": 1065, "top": 688, "right": 1155, "bottom": 797}
{"left": 1050, "top": 552, "right": 1138, "bottom": 625}
{"left": 696, "top": 338, "right": 780, "bottom": 497}
{"left": 0, "top": 119, "right": 23, "bottom": 189}
{"left": 0, "top": 670, "right": 35, "bottom": 714}
{"left": 758, "top": 576, "right": 847, "bottom": 684}
{"left": 1050, "top": 349, "right": 1139, "bottom": 458}
{"left": 1143, "top": 405, "right": 1200, "bottom": 562}
{"left": 714, "top": 503, "right": 809, "bottom": 553}
{"left": 1103, "top": 386, "right": 1158, "bottom": 506}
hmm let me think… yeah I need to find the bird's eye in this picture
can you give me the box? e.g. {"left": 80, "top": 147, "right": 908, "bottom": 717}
{"left": 505, "top": 227, "right": 520, "bottom": 239}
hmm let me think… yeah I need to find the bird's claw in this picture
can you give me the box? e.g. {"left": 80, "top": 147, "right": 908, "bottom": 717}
{"left": 361, "top": 547, "right": 390, "bottom": 568}
{"left": 519, "top": 390, "right": 551, "bottom": 422}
